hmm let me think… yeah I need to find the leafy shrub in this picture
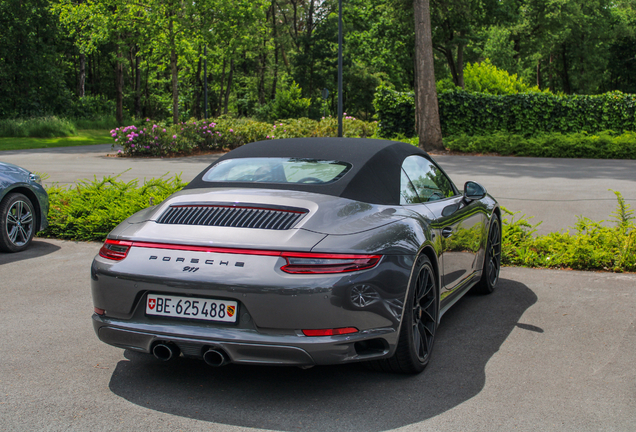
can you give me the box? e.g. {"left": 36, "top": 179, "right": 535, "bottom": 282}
{"left": 444, "top": 131, "right": 636, "bottom": 159}
{"left": 40, "top": 175, "right": 186, "bottom": 241}
{"left": 501, "top": 191, "right": 636, "bottom": 272}
{"left": 463, "top": 59, "right": 542, "bottom": 95}
{"left": 257, "top": 79, "right": 312, "bottom": 122}
{"left": 437, "top": 60, "right": 541, "bottom": 95}
{"left": 0, "top": 117, "right": 77, "bottom": 138}
{"left": 375, "top": 86, "right": 636, "bottom": 138}
{"left": 113, "top": 116, "right": 379, "bottom": 157}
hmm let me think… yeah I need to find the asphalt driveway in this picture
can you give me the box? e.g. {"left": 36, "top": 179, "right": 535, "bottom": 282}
{"left": 2, "top": 144, "right": 635, "bottom": 234}
{"left": 0, "top": 239, "right": 634, "bottom": 431}
{"left": 1, "top": 144, "right": 635, "bottom": 430}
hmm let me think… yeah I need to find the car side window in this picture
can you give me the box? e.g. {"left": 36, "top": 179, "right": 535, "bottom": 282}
{"left": 400, "top": 169, "right": 420, "bottom": 204}
{"left": 401, "top": 156, "right": 456, "bottom": 203}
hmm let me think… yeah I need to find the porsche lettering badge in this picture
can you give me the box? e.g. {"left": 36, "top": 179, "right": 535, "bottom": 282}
{"left": 148, "top": 255, "right": 245, "bottom": 268}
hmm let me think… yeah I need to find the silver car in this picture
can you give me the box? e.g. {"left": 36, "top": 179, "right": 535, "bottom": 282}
{"left": 0, "top": 161, "right": 49, "bottom": 252}
{"left": 91, "top": 138, "right": 501, "bottom": 374}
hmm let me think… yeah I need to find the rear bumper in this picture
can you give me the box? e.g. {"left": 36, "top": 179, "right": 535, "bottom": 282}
{"left": 93, "top": 314, "right": 397, "bottom": 366}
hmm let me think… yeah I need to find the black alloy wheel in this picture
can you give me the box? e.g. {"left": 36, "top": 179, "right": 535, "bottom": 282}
{"left": 368, "top": 254, "right": 438, "bottom": 374}
{"left": 0, "top": 193, "right": 36, "bottom": 253}
{"left": 473, "top": 215, "right": 501, "bottom": 294}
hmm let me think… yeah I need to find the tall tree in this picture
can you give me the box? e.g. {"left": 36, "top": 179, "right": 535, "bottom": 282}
{"left": 414, "top": 0, "right": 443, "bottom": 151}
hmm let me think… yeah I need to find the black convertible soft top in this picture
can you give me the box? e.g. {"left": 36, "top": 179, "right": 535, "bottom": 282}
{"left": 185, "top": 137, "right": 427, "bottom": 205}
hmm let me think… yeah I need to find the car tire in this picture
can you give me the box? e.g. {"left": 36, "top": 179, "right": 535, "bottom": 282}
{"left": 472, "top": 215, "right": 501, "bottom": 295}
{"left": 0, "top": 193, "right": 36, "bottom": 253}
{"left": 368, "top": 254, "right": 438, "bottom": 374}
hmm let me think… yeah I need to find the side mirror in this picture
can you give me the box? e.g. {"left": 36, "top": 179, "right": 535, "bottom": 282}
{"left": 463, "top": 181, "right": 487, "bottom": 202}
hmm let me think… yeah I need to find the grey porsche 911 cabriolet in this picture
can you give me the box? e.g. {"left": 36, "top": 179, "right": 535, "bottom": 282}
{"left": 91, "top": 138, "right": 501, "bottom": 374}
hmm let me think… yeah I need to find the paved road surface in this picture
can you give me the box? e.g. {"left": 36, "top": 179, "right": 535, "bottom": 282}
{"left": 0, "top": 239, "right": 634, "bottom": 431}
{"left": 2, "top": 144, "right": 635, "bottom": 234}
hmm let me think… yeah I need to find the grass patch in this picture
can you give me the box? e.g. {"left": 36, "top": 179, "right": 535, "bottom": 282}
{"left": 73, "top": 116, "right": 119, "bottom": 130}
{"left": 0, "top": 117, "right": 77, "bottom": 138}
{"left": 0, "top": 130, "right": 112, "bottom": 151}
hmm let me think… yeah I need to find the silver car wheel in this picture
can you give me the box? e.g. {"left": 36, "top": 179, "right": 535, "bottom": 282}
{"left": 0, "top": 193, "right": 36, "bottom": 252}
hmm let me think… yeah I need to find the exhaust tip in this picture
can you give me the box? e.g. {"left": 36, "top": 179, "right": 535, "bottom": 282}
{"left": 203, "top": 348, "right": 230, "bottom": 367}
{"left": 152, "top": 343, "right": 179, "bottom": 361}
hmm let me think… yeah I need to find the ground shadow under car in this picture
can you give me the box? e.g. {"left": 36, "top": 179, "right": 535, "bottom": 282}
{"left": 108, "top": 277, "right": 536, "bottom": 431}
{"left": 0, "top": 239, "right": 61, "bottom": 265}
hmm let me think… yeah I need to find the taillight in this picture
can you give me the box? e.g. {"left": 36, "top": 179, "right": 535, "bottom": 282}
{"left": 302, "top": 327, "right": 359, "bottom": 337}
{"left": 281, "top": 252, "right": 381, "bottom": 274}
{"left": 98, "top": 239, "right": 133, "bottom": 261}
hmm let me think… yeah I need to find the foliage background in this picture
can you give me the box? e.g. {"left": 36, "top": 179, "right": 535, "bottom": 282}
{"left": 2, "top": 0, "right": 636, "bottom": 123}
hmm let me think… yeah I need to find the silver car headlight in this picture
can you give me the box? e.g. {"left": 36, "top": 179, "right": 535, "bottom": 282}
{"left": 29, "top": 173, "right": 41, "bottom": 184}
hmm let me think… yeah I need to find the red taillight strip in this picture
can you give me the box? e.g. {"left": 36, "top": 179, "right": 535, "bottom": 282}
{"left": 131, "top": 241, "right": 281, "bottom": 256}
{"left": 100, "top": 240, "right": 382, "bottom": 273}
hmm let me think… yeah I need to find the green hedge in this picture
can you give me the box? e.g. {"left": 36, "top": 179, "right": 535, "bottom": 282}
{"left": 373, "top": 86, "right": 416, "bottom": 138}
{"left": 374, "top": 85, "right": 636, "bottom": 137}
{"left": 444, "top": 131, "right": 636, "bottom": 159}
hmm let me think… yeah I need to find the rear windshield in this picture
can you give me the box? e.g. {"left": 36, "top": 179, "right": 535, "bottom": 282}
{"left": 202, "top": 158, "right": 351, "bottom": 185}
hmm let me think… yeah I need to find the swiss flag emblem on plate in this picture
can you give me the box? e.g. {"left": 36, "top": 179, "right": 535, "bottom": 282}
{"left": 148, "top": 298, "right": 156, "bottom": 310}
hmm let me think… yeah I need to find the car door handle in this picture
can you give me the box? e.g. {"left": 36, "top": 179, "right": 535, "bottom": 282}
{"left": 442, "top": 227, "right": 453, "bottom": 238}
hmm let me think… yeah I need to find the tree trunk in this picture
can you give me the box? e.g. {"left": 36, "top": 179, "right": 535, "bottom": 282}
{"left": 135, "top": 46, "right": 141, "bottom": 118}
{"left": 224, "top": 58, "right": 234, "bottom": 114}
{"left": 561, "top": 44, "right": 571, "bottom": 94}
{"left": 456, "top": 42, "right": 465, "bottom": 89}
{"left": 258, "top": 51, "right": 267, "bottom": 104}
{"left": 194, "top": 55, "right": 202, "bottom": 119}
{"left": 413, "top": 0, "right": 444, "bottom": 151}
{"left": 549, "top": 53, "right": 554, "bottom": 92}
{"left": 169, "top": 16, "right": 179, "bottom": 124}
{"left": 441, "top": 46, "right": 459, "bottom": 87}
{"left": 115, "top": 45, "right": 123, "bottom": 124}
{"left": 219, "top": 59, "right": 226, "bottom": 116}
{"left": 78, "top": 53, "right": 86, "bottom": 97}
{"left": 271, "top": 0, "right": 278, "bottom": 100}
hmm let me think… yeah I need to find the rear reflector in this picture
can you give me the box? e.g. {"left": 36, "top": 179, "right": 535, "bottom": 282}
{"left": 94, "top": 307, "right": 105, "bottom": 315}
{"left": 281, "top": 253, "right": 381, "bottom": 274}
{"left": 98, "top": 239, "right": 132, "bottom": 261}
{"left": 302, "top": 327, "right": 359, "bottom": 337}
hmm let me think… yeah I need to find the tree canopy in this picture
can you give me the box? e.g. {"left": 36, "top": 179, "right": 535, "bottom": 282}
{"left": 1, "top": 0, "right": 635, "bottom": 121}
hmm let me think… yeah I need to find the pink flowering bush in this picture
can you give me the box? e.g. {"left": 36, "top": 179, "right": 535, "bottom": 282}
{"left": 113, "top": 117, "right": 379, "bottom": 157}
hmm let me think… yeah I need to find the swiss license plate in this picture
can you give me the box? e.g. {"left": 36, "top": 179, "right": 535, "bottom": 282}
{"left": 146, "top": 294, "right": 238, "bottom": 323}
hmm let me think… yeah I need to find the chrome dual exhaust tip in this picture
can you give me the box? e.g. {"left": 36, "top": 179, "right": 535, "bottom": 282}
{"left": 152, "top": 343, "right": 179, "bottom": 361}
{"left": 203, "top": 348, "right": 230, "bottom": 367}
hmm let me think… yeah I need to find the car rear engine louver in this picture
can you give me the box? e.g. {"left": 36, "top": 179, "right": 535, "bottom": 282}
{"left": 156, "top": 205, "right": 308, "bottom": 230}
